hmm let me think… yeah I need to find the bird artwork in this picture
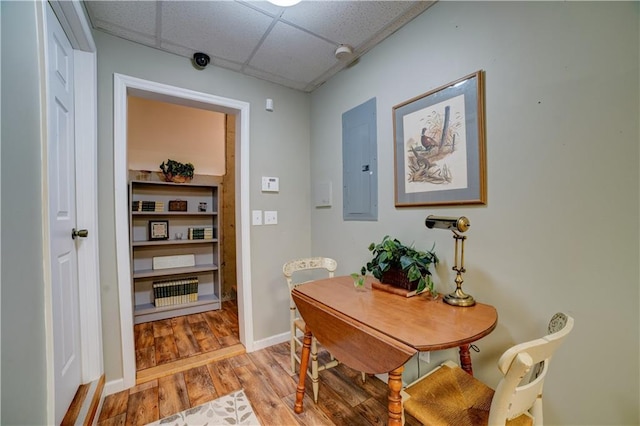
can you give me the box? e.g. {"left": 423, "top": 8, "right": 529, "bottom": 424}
{"left": 421, "top": 128, "right": 438, "bottom": 152}
{"left": 407, "top": 105, "right": 458, "bottom": 185}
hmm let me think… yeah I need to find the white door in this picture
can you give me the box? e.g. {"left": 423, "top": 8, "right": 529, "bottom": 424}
{"left": 45, "top": 4, "right": 83, "bottom": 423}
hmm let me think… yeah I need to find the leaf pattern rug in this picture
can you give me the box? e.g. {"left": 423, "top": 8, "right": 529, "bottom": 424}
{"left": 147, "top": 389, "right": 261, "bottom": 425}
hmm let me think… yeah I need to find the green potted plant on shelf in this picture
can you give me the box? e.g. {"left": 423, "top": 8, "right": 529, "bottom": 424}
{"left": 159, "top": 159, "right": 195, "bottom": 183}
{"left": 362, "top": 235, "right": 439, "bottom": 296}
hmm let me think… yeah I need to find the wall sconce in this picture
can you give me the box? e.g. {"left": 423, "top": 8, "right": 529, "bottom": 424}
{"left": 425, "top": 215, "right": 475, "bottom": 307}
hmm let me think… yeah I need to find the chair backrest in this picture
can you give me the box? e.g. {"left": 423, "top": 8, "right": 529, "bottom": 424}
{"left": 530, "top": 312, "right": 569, "bottom": 380}
{"left": 488, "top": 313, "right": 574, "bottom": 425}
{"left": 283, "top": 257, "right": 337, "bottom": 316}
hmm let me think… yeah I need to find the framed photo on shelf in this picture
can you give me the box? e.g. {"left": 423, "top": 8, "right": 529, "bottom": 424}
{"left": 393, "top": 70, "right": 486, "bottom": 207}
{"left": 149, "top": 220, "right": 169, "bottom": 241}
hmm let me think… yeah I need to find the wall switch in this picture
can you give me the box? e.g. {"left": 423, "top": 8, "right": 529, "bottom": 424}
{"left": 252, "top": 210, "right": 262, "bottom": 225}
{"left": 261, "top": 176, "right": 279, "bottom": 192}
{"left": 314, "top": 181, "right": 332, "bottom": 207}
{"left": 264, "top": 210, "right": 278, "bottom": 225}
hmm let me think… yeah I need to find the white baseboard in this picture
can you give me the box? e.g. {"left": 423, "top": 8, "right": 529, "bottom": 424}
{"left": 249, "top": 331, "right": 290, "bottom": 352}
{"left": 103, "top": 377, "right": 126, "bottom": 396}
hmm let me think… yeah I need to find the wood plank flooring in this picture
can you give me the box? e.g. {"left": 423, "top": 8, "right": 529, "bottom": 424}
{"left": 134, "top": 300, "right": 240, "bottom": 374}
{"left": 98, "top": 300, "right": 421, "bottom": 425}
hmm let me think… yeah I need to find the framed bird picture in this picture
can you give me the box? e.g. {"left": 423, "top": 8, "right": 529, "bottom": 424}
{"left": 392, "top": 70, "right": 487, "bottom": 207}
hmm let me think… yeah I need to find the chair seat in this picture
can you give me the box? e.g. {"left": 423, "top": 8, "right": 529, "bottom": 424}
{"left": 403, "top": 363, "right": 533, "bottom": 426}
{"left": 293, "top": 317, "right": 306, "bottom": 332}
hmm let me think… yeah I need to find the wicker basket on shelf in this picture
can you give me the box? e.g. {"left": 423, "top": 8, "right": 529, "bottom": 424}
{"left": 381, "top": 268, "right": 417, "bottom": 291}
{"left": 163, "top": 173, "right": 192, "bottom": 183}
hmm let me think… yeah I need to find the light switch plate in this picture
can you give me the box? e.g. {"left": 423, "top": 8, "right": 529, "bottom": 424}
{"left": 262, "top": 176, "right": 279, "bottom": 192}
{"left": 315, "top": 181, "right": 332, "bottom": 207}
{"left": 264, "top": 210, "right": 278, "bottom": 225}
{"left": 252, "top": 210, "right": 262, "bottom": 225}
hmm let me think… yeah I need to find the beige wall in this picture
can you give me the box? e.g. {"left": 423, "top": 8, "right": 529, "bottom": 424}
{"left": 310, "top": 2, "right": 639, "bottom": 425}
{"left": 127, "top": 96, "right": 225, "bottom": 175}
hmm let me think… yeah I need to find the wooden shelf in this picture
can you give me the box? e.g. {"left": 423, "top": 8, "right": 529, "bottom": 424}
{"left": 132, "top": 239, "right": 218, "bottom": 247}
{"left": 133, "top": 264, "right": 218, "bottom": 279}
{"left": 134, "top": 294, "right": 220, "bottom": 324}
{"left": 132, "top": 211, "right": 217, "bottom": 217}
{"left": 130, "top": 179, "right": 219, "bottom": 188}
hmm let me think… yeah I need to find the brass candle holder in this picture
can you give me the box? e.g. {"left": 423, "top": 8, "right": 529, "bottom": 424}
{"left": 425, "top": 215, "right": 475, "bottom": 307}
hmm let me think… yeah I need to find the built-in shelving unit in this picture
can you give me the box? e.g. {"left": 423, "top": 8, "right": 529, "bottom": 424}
{"left": 129, "top": 179, "right": 221, "bottom": 324}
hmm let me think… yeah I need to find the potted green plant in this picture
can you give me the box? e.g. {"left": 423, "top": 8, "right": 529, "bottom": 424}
{"left": 362, "top": 235, "right": 439, "bottom": 296}
{"left": 160, "top": 159, "right": 195, "bottom": 183}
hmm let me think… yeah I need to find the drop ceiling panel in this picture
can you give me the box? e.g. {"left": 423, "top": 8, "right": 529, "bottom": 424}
{"left": 160, "top": 1, "right": 274, "bottom": 64}
{"left": 87, "top": 1, "right": 157, "bottom": 45}
{"left": 281, "top": 1, "right": 417, "bottom": 48}
{"left": 249, "top": 21, "right": 336, "bottom": 83}
{"left": 241, "top": 0, "right": 288, "bottom": 16}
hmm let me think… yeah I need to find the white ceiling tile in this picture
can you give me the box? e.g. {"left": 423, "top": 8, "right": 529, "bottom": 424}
{"left": 238, "top": 0, "right": 287, "bottom": 17}
{"left": 93, "top": 24, "right": 157, "bottom": 48}
{"left": 249, "top": 21, "right": 336, "bottom": 83}
{"left": 281, "top": 1, "right": 416, "bottom": 47}
{"left": 85, "top": 1, "right": 157, "bottom": 37}
{"left": 212, "top": 57, "right": 244, "bottom": 72}
{"left": 159, "top": 1, "right": 274, "bottom": 63}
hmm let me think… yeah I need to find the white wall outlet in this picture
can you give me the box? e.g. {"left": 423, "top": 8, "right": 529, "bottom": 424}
{"left": 261, "top": 176, "right": 279, "bottom": 192}
{"left": 252, "top": 210, "right": 262, "bottom": 225}
{"left": 264, "top": 210, "right": 278, "bottom": 225}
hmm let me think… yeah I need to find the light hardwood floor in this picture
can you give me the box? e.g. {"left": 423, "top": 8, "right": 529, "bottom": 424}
{"left": 98, "top": 300, "right": 420, "bottom": 425}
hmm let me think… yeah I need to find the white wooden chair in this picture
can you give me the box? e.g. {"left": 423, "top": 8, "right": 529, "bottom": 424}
{"left": 402, "top": 312, "right": 574, "bottom": 425}
{"left": 283, "top": 257, "right": 339, "bottom": 403}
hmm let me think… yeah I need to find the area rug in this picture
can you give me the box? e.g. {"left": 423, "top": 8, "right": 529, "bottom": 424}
{"left": 147, "top": 389, "right": 261, "bottom": 425}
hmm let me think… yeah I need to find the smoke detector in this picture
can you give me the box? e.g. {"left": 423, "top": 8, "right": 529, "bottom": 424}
{"left": 335, "top": 44, "right": 353, "bottom": 60}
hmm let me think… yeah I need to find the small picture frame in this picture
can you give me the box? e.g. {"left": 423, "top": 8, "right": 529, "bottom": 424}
{"left": 149, "top": 220, "right": 169, "bottom": 240}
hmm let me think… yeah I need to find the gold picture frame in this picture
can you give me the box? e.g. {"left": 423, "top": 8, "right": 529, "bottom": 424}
{"left": 393, "top": 70, "right": 487, "bottom": 207}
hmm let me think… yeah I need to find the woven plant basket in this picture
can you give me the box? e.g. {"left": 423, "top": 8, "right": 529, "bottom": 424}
{"left": 163, "top": 173, "right": 192, "bottom": 183}
{"left": 381, "top": 268, "right": 417, "bottom": 291}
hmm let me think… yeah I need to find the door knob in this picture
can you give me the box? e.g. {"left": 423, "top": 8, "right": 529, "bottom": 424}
{"left": 72, "top": 228, "right": 88, "bottom": 239}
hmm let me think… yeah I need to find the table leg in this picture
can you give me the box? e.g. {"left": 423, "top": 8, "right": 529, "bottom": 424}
{"left": 459, "top": 344, "right": 473, "bottom": 375}
{"left": 294, "top": 328, "right": 313, "bottom": 414}
{"left": 387, "top": 365, "right": 404, "bottom": 426}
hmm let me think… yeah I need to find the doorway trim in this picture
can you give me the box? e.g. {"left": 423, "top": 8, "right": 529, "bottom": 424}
{"left": 113, "top": 74, "right": 254, "bottom": 391}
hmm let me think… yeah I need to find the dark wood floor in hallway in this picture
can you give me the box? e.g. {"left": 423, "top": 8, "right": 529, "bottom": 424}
{"left": 98, "top": 300, "right": 421, "bottom": 425}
